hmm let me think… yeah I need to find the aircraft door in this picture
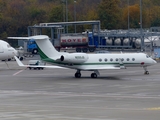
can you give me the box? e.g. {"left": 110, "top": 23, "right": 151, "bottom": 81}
{"left": 0, "top": 44, "right": 4, "bottom": 53}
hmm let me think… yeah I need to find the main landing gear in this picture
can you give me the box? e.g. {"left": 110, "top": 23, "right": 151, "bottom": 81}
{"left": 143, "top": 66, "right": 149, "bottom": 75}
{"left": 91, "top": 73, "right": 97, "bottom": 78}
{"left": 75, "top": 70, "right": 99, "bottom": 78}
{"left": 75, "top": 70, "right": 81, "bottom": 78}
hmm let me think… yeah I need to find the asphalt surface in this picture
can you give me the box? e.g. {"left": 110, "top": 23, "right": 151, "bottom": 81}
{"left": 0, "top": 57, "right": 160, "bottom": 120}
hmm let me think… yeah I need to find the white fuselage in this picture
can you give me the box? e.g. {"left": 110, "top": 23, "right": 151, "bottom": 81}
{"left": 27, "top": 35, "right": 155, "bottom": 71}
{"left": 0, "top": 40, "right": 18, "bottom": 60}
{"left": 12, "top": 35, "right": 157, "bottom": 78}
{"left": 51, "top": 52, "right": 156, "bottom": 70}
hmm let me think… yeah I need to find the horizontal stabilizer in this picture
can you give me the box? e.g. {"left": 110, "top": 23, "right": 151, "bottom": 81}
{"left": 8, "top": 35, "right": 48, "bottom": 40}
{"left": 8, "top": 37, "right": 31, "bottom": 40}
{"left": 14, "top": 56, "right": 67, "bottom": 69}
{"left": 81, "top": 66, "right": 121, "bottom": 70}
{"left": 14, "top": 56, "right": 28, "bottom": 67}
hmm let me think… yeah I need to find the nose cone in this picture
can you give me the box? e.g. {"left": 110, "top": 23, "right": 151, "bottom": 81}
{"left": 13, "top": 48, "right": 18, "bottom": 56}
{"left": 153, "top": 59, "right": 157, "bottom": 64}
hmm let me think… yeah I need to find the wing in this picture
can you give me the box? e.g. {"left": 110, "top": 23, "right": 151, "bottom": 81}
{"left": 81, "top": 66, "right": 121, "bottom": 70}
{"left": 93, "top": 66, "right": 121, "bottom": 70}
{"left": 79, "top": 59, "right": 126, "bottom": 70}
{"left": 14, "top": 56, "right": 67, "bottom": 69}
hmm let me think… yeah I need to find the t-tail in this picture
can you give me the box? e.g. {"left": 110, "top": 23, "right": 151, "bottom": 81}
{"left": 30, "top": 35, "right": 60, "bottom": 61}
{"left": 8, "top": 35, "right": 60, "bottom": 61}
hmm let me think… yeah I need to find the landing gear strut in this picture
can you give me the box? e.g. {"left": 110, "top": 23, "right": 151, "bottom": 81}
{"left": 75, "top": 70, "right": 81, "bottom": 78}
{"left": 143, "top": 66, "right": 149, "bottom": 75}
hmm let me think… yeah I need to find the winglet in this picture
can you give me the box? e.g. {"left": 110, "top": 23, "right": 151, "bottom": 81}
{"left": 14, "top": 56, "right": 28, "bottom": 67}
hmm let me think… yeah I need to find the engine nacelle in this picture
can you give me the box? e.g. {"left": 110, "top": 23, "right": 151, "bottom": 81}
{"left": 60, "top": 53, "right": 88, "bottom": 63}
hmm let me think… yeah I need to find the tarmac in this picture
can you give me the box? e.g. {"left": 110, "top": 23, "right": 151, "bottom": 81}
{"left": 0, "top": 56, "right": 160, "bottom": 120}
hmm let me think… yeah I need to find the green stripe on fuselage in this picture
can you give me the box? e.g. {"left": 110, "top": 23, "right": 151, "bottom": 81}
{"left": 36, "top": 44, "right": 140, "bottom": 67}
{"left": 36, "top": 45, "right": 49, "bottom": 60}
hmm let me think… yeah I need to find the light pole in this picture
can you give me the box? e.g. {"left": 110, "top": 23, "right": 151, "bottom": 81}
{"left": 74, "top": 0, "right": 77, "bottom": 33}
{"left": 140, "top": 0, "right": 144, "bottom": 51}
{"left": 66, "top": 0, "right": 68, "bottom": 33}
{"left": 127, "top": 0, "right": 130, "bottom": 39}
{"left": 63, "top": 0, "right": 65, "bottom": 22}
{"left": 128, "top": 0, "right": 130, "bottom": 31}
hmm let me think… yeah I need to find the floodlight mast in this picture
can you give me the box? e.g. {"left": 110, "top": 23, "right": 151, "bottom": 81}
{"left": 127, "top": 0, "right": 130, "bottom": 38}
{"left": 74, "top": 0, "right": 77, "bottom": 33}
{"left": 140, "top": 0, "right": 144, "bottom": 51}
{"left": 128, "top": 0, "right": 130, "bottom": 31}
{"left": 66, "top": 0, "right": 68, "bottom": 33}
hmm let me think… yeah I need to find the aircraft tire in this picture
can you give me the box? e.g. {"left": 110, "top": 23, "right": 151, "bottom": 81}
{"left": 8, "top": 58, "right": 11, "bottom": 61}
{"left": 32, "top": 49, "right": 38, "bottom": 54}
{"left": 75, "top": 73, "right": 81, "bottom": 78}
{"left": 91, "top": 73, "right": 97, "bottom": 78}
{"left": 144, "top": 71, "right": 149, "bottom": 75}
{"left": 40, "top": 67, "right": 44, "bottom": 70}
{"left": 19, "top": 57, "right": 23, "bottom": 61}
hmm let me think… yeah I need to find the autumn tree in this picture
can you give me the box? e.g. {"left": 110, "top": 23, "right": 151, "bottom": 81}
{"left": 123, "top": 4, "right": 141, "bottom": 28}
{"left": 49, "top": 5, "right": 64, "bottom": 22}
{"left": 150, "top": 6, "right": 160, "bottom": 26}
{"left": 98, "top": 0, "right": 122, "bottom": 29}
{"left": 0, "top": 0, "right": 160, "bottom": 38}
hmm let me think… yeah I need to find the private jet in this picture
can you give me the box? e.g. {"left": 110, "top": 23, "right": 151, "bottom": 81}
{"left": 0, "top": 40, "right": 18, "bottom": 61}
{"left": 12, "top": 35, "right": 157, "bottom": 78}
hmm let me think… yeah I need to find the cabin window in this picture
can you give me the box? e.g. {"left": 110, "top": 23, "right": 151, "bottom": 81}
{"left": 146, "top": 55, "right": 149, "bottom": 58}
{"left": 115, "top": 58, "right": 118, "bottom": 61}
{"left": 121, "top": 58, "right": 124, "bottom": 61}
{"left": 127, "top": 58, "right": 130, "bottom": 61}
{"left": 132, "top": 58, "right": 135, "bottom": 61}
{"left": 99, "top": 58, "right": 102, "bottom": 62}
{"left": 104, "top": 58, "right": 107, "bottom": 62}
{"left": 110, "top": 58, "right": 113, "bottom": 61}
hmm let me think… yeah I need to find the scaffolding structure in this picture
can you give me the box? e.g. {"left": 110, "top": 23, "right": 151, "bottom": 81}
{"left": 28, "top": 21, "right": 160, "bottom": 51}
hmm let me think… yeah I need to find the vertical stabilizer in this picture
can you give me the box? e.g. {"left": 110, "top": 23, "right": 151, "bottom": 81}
{"left": 8, "top": 35, "right": 60, "bottom": 60}
{"left": 31, "top": 35, "right": 60, "bottom": 59}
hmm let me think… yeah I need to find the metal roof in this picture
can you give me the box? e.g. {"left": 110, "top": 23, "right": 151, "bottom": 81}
{"left": 38, "top": 20, "right": 100, "bottom": 27}
{"left": 28, "top": 21, "right": 100, "bottom": 30}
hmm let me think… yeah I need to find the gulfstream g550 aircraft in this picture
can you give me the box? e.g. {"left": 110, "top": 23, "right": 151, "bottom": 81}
{"left": 11, "top": 35, "right": 156, "bottom": 78}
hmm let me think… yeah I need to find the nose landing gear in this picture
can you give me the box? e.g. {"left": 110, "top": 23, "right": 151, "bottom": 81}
{"left": 143, "top": 66, "right": 149, "bottom": 75}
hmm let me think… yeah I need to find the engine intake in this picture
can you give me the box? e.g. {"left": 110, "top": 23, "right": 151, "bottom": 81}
{"left": 60, "top": 55, "right": 64, "bottom": 61}
{"left": 60, "top": 53, "right": 88, "bottom": 63}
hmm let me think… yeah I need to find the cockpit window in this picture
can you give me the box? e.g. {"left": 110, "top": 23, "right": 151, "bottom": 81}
{"left": 146, "top": 55, "right": 149, "bottom": 58}
{"left": 7, "top": 44, "right": 11, "bottom": 48}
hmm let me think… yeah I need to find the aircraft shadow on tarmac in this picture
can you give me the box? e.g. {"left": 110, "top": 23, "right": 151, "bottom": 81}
{"left": 77, "top": 77, "right": 122, "bottom": 81}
